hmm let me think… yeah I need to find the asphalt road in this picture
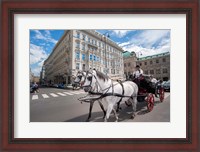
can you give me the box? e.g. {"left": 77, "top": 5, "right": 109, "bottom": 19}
{"left": 30, "top": 87, "right": 170, "bottom": 122}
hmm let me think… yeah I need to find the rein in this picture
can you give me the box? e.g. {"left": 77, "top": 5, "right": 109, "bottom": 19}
{"left": 83, "top": 71, "right": 132, "bottom": 101}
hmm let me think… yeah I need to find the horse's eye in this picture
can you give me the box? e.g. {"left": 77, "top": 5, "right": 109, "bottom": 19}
{"left": 87, "top": 76, "right": 92, "bottom": 81}
{"left": 78, "top": 76, "right": 82, "bottom": 79}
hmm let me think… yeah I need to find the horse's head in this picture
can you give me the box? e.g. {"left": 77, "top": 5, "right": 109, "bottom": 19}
{"left": 82, "top": 69, "right": 97, "bottom": 92}
{"left": 74, "top": 71, "right": 86, "bottom": 86}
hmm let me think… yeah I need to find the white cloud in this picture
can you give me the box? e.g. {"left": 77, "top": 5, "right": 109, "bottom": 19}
{"left": 131, "top": 30, "right": 170, "bottom": 49}
{"left": 118, "top": 41, "right": 131, "bottom": 47}
{"left": 33, "top": 30, "right": 58, "bottom": 44}
{"left": 111, "top": 30, "right": 132, "bottom": 38}
{"left": 119, "top": 30, "right": 170, "bottom": 57}
{"left": 30, "top": 44, "right": 48, "bottom": 64}
{"left": 32, "top": 66, "right": 42, "bottom": 76}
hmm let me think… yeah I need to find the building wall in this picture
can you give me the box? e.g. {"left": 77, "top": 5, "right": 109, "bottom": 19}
{"left": 123, "top": 55, "right": 137, "bottom": 78}
{"left": 137, "top": 53, "right": 170, "bottom": 81}
{"left": 44, "top": 30, "right": 124, "bottom": 85}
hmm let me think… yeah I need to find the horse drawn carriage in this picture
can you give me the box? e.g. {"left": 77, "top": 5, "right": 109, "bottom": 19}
{"left": 76, "top": 69, "right": 165, "bottom": 122}
{"left": 125, "top": 74, "right": 165, "bottom": 112}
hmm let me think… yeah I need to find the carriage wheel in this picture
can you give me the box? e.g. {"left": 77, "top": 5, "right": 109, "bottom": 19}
{"left": 146, "top": 93, "right": 154, "bottom": 112}
{"left": 159, "top": 88, "right": 165, "bottom": 102}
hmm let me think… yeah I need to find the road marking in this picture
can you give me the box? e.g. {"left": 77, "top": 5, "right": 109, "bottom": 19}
{"left": 57, "top": 92, "right": 66, "bottom": 96}
{"left": 70, "top": 91, "right": 82, "bottom": 95}
{"left": 32, "top": 95, "right": 38, "bottom": 100}
{"left": 50, "top": 93, "right": 58, "bottom": 97}
{"left": 63, "top": 92, "right": 73, "bottom": 95}
{"left": 75, "top": 90, "right": 86, "bottom": 94}
{"left": 42, "top": 94, "right": 49, "bottom": 98}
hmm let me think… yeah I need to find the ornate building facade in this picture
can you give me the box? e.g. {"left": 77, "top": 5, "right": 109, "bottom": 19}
{"left": 42, "top": 30, "right": 124, "bottom": 85}
{"left": 137, "top": 52, "right": 170, "bottom": 81}
{"left": 123, "top": 51, "right": 137, "bottom": 79}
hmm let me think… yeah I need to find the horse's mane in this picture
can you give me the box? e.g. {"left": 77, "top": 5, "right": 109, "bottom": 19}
{"left": 95, "top": 70, "right": 109, "bottom": 81}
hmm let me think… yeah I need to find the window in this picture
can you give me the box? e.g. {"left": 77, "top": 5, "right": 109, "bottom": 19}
{"left": 88, "top": 37, "right": 90, "bottom": 43}
{"left": 99, "top": 42, "right": 101, "bottom": 47}
{"left": 162, "top": 58, "right": 166, "bottom": 62}
{"left": 97, "top": 56, "right": 99, "bottom": 62}
{"left": 76, "top": 52, "right": 80, "bottom": 59}
{"left": 76, "top": 32, "right": 80, "bottom": 38}
{"left": 82, "top": 64, "right": 85, "bottom": 70}
{"left": 76, "top": 63, "right": 80, "bottom": 70}
{"left": 150, "top": 70, "right": 154, "bottom": 74}
{"left": 144, "top": 70, "right": 148, "bottom": 74}
{"left": 128, "top": 63, "right": 131, "bottom": 67}
{"left": 94, "top": 55, "right": 96, "bottom": 61}
{"left": 150, "top": 60, "right": 153, "bottom": 64}
{"left": 145, "top": 62, "right": 147, "bottom": 65}
{"left": 163, "top": 68, "right": 168, "bottom": 73}
{"left": 76, "top": 42, "right": 80, "bottom": 48}
{"left": 82, "top": 44, "right": 85, "bottom": 50}
{"left": 90, "top": 54, "right": 93, "bottom": 61}
{"left": 82, "top": 34, "right": 86, "bottom": 40}
{"left": 82, "top": 54, "right": 85, "bottom": 60}
{"left": 156, "top": 69, "right": 161, "bottom": 74}
{"left": 156, "top": 59, "right": 159, "bottom": 63}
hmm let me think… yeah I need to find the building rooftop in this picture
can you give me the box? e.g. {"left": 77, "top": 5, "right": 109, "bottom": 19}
{"left": 138, "top": 52, "right": 170, "bottom": 61}
{"left": 123, "top": 51, "right": 136, "bottom": 58}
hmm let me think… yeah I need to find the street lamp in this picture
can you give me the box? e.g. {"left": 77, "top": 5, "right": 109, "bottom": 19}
{"left": 136, "top": 51, "right": 143, "bottom": 61}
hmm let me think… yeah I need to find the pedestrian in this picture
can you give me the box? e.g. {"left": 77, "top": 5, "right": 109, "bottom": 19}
{"left": 33, "top": 82, "right": 39, "bottom": 93}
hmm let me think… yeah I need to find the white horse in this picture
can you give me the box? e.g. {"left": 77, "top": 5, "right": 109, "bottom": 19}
{"left": 82, "top": 69, "right": 138, "bottom": 122}
{"left": 74, "top": 71, "right": 106, "bottom": 121}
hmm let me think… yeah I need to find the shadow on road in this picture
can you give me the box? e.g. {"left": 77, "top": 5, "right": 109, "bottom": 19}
{"left": 64, "top": 99, "right": 164, "bottom": 122}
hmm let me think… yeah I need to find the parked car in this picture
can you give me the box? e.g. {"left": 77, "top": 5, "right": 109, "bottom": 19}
{"left": 58, "top": 83, "right": 65, "bottom": 89}
{"left": 53, "top": 84, "right": 59, "bottom": 88}
{"left": 163, "top": 80, "right": 170, "bottom": 92}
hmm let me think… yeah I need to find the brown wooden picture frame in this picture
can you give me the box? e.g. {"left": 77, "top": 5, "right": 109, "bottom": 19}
{"left": 1, "top": 0, "right": 199, "bottom": 151}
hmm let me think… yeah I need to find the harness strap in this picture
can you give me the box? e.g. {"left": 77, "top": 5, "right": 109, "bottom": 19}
{"left": 117, "top": 81, "right": 124, "bottom": 111}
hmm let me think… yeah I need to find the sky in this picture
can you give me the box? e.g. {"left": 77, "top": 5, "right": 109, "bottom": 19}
{"left": 30, "top": 29, "right": 170, "bottom": 76}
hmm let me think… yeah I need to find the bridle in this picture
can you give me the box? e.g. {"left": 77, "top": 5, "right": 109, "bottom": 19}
{"left": 75, "top": 72, "right": 86, "bottom": 85}
{"left": 82, "top": 71, "right": 112, "bottom": 94}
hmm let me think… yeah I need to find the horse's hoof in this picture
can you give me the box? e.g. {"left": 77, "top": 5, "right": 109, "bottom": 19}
{"left": 131, "top": 115, "right": 135, "bottom": 119}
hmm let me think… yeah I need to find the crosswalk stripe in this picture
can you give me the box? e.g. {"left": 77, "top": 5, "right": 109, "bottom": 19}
{"left": 70, "top": 91, "right": 82, "bottom": 94}
{"left": 57, "top": 92, "right": 66, "bottom": 96}
{"left": 42, "top": 94, "right": 49, "bottom": 98}
{"left": 63, "top": 92, "right": 73, "bottom": 95}
{"left": 74, "top": 91, "right": 86, "bottom": 94}
{"left": 32, "top": 95, "right": 38, "bottom": 100}
{"left": 50, "top": 93, "right": 58, "bottom": 97}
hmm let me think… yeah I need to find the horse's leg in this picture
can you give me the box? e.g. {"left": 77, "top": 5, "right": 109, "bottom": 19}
{"left": 131, "top": 96, "right": 137, "bottom": 119}
{"left": 112, "top": 108, "right": 118, "bottom": 122}
{"left": 98, "top": 100, "right": 106, "bottom": 119}
{"left": 116, "top": 99, "right": 122, "bottom": 112}
{"left": 86, "top": 101, "right": 94, "bottom": 122}
{"left": 104, "top": 103, "right": 113, "bottom": 122}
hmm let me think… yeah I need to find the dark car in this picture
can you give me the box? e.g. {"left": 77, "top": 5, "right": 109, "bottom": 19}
{"left": 163, "top": 81, "right": 170, "bottom": 92}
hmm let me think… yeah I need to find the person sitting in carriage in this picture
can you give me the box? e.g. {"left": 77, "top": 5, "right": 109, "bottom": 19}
{"left": 133, "top": 65, "right": 144, "bottom": 78}
{"left": 132, "top": 65, "right": 144, "bottom": 87}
